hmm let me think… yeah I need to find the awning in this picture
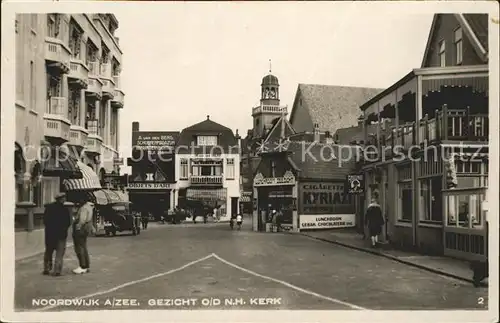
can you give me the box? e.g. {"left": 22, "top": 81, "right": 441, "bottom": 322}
{"left": 89, "top": 189, "right": 129, "bottom": 205}
{"left": 63, "top": 162, "right": 102, "bottom": 191}
{"left": 187, "top": 188, "right": 227, "bottom": 202}
{"left": 41, "top": 145, "right": 82, "bottom": 179}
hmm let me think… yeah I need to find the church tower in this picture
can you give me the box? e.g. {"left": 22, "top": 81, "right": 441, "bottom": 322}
{"left": 252, "top": 61, "right": 287, "bottom": 138}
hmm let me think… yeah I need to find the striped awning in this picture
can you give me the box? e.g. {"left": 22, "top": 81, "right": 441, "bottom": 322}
{"left": 186, "top": 188, "right": 227, "bottom": 202}
{"left": 41, "top": 145, "right": 82, "bottom": 179}
{"left": 63, "top": 162, "right": 102, "bottom": 191}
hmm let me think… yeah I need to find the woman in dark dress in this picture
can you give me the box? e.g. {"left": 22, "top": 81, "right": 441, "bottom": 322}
{"left": 365, "top": 197, "right": 384, "bottom": 248}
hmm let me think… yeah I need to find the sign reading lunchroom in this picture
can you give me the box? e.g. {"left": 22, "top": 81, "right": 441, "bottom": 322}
{"left": 299, "top": 182, "right": 355, "bottom": 229}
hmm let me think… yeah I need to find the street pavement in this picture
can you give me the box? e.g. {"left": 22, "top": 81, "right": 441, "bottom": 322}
{"left": 15, "top": 218, "right": 489, "bottom": 311}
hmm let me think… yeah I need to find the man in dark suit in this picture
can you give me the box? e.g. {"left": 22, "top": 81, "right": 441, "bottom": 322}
{"left": 43, "top": 193, "right": 71, "bottom": 276}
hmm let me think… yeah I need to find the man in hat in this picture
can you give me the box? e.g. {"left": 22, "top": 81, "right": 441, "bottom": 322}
{"left": 72, "top": 195, "right": 95, "bottom": 274}
{"left": 43, "top": 192, "right": 71, "bottom": 276}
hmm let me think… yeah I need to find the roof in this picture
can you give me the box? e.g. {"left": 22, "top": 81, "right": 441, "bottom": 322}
{"left": 290, "top": 84, "right": 383, "bottom": 135}
{"left": 334, "top": 123, "right": 381, "bottom": 145}
{"left": 262, "top": 140, "right": 361, "bottom": 180}
{"left": 263, "top": 116, "right": 296, "bottom": 143}
{"left": 262, "top": 74, "right": 279, "bottom": 86}
{"left": 177, "top": 116, "right": 238, "bottom": 153}
{"left": 421, "top": 14, "right": 488, "bottom": 67}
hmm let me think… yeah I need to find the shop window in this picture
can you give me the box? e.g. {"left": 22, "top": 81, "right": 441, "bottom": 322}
{"left": 419, "top": 177, "right": 442, "bottom": 222}
{"left": 42, "top": 177, "right": 59, "bottom": 205}
{"left": 446, "top": 192, "right": 484, "bottom": 228}
{"left": 226, "top": 158, "right": 235, "bottom": 179}
{"left": 200, "top": 166, "right": 211, "bottom": 176}
{"left": 196, "top": 135, "right": 218, "bottom": 146}
{"left": 180, "top": 159, "right": 188, "bottom": 179}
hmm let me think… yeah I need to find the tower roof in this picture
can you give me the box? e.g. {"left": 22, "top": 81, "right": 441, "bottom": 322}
{"left": 261, "top": 74, "right": 279, "bottom": 86}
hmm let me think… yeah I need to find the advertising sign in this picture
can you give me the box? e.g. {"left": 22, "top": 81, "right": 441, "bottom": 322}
{"left": 300, "top": 182, "right": 354, "bottom": 214}
{"left": 132, "top": 131, "right": 178, "bottom": 151}
{"left": 347, "top": 174, "right": 364, "bottom": 194}
{"left": 253, "top": 171, "right": 296, "bottom": 187}
{"left": 299, "top": 214, "right": 355, "bottom": 229}
{"left": 128, "top": 183, "right": 172, "bottom": 189}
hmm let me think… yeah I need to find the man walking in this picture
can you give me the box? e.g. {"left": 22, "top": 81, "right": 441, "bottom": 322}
{"left": 43, "top": 193, "right": 71, "bottom": 276}
{"left": 365, "top": 193, "right": 384, "bottom": 248}
{"left": 72, "top": 195, "right": 94, "bottom": 274}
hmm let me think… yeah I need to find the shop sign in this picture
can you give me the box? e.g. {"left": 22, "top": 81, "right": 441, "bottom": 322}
{"left": 254, "top": 171, "right": 295, "bottom": 187}
{"left": 299, "top": 214, "right": 355, "bottom": 229}
{"left": 347, "top": 174, "right": 364, "bottom": 194}
{"left": 132, "top": 132, "right": 177, "bottom": 151}
{"left": 128, "top": 182, "right": 172, "bottom": 189}
{"left": 113, "top": 158, "right": 124, "bottom": 166}
{"left": 300, "top": 182, "right": 354, "bottom": 214}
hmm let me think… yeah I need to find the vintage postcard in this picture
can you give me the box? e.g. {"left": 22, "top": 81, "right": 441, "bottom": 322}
{"left": 1, "top": 1, "right": 498, "bottom": 322}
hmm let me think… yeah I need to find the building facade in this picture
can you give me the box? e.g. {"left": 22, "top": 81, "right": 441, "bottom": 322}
{"left": 175, "top": 116, "right": 241, "bottom": 221}
{"left": 15, "top": 14, "right": 125, "bottom": 230}
{"left": 127, "top": 122, "right": 179, "bottom": 220}
{"left": 358, "top": 14, "right": 489, "bottom": 261}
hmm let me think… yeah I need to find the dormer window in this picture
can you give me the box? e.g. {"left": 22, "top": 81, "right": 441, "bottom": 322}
{"left": 197, "top": 135, "right": 218, "bottom": 146}
{"left": 438, "top": 40, "right": 446, "bottom": 67}
{"left": 454, "top": 27, "right": 463, "bottom": 65}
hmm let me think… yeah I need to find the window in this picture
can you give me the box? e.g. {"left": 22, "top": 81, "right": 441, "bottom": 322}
{"left": 397, "top": 164, "right": 412, "bottom": 221}
{"left": 454, "top": 27, "right": 463, "bottom": 65}
{"left": 455, "top": 159, "right": 488, "bottom": 188}
{"left": 30, "top": 61, "right": 35, "bottom": 110}
{"left": 446, "top": 192, "right": 484, "bottom": 228}
{"left": 47, "top": 15, "right": 56, "bottom": 38}
{"left": 226, "top": 158, "right": 235, "bottom": 179}
{"left": 419, "top": 177, "right": 442, "bottom": 222}
{"left": 180, "top": 159, "right": 189, "bottom": 179}
{"left": 196, "top": 135, "right": 218, "bottom": 146}
{"left": 438, "top": 40, "right": 446, "bottom": 67}
{"left": 271, "top": 160, "right": 276, "bottom": 178}
{"left": 200, "top": 166, "right": 211, "bottom": 176}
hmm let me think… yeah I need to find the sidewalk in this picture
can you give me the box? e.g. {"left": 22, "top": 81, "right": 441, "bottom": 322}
{"left": 297, "top": 230, "right": 488, "bottom": 286}
{"left": 15, "top": 222, "right": 169, "bottom": 261}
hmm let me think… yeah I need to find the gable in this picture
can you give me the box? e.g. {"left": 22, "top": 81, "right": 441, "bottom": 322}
{"left": 264, "top": 116, "right": 296, "bottom": 143}
{"left": 289, "top": 87, "right": 314, "bottom": 133}
{"left": 421, "top": 14, "right": 488, "bottom": 68}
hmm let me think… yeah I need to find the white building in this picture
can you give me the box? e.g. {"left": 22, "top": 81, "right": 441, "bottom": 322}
{"left": 174, "top": 116, "right": 241, "bottom": 221}
{"left": 14, "top": 14, "right": 125, "bottom": 230}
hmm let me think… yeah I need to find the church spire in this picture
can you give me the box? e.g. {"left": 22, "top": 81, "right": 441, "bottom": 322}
{"left": 269, "top": 59, "right": 272, "bottom": 73}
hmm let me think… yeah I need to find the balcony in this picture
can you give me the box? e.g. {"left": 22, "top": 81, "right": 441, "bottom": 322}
{"left": 101, "top": 79, "right": 115, "bottom": 100}
{"left": 88, "top": 61, "right": 100, "bottom": 77}
{"left": 100, "top": 63, "right": 113, "bottom": 79}
{"left": 111, "top": 89, "right": 124, "bottom": 108}
{"left": 190, "top": 175, "right": 223, "bottom": 186}
{"left": 44, "top": 37, "right": 71, "bottom": 74}
{"left": 252, "top": 105, "right": 287, "bottom": 116}
{"left": 85, "top": 120, "right": 103, "bottom": 155}
{"left": 69, "top": 125, "right": 89, "bottom": 148}
{"left": 85, "top": 78, "right": 103, "bottom": 100}
{"left": 68, "top": 59, "right": 89, "bottom": 89}
{"left": 44, "top": 97, "right": 71, "bottom": 142}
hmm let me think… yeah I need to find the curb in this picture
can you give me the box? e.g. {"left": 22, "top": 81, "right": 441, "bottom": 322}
{"left": 295, "top": 232, "right": 488, "bottom": 287}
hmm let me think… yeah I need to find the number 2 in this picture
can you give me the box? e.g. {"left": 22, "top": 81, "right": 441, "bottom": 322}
{"left": 477, "top": 297, "right": 484, "bottom": 305}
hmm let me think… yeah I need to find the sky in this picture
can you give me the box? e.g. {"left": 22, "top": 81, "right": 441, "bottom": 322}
{"left": 114, "top": 4, "right": 434, "bottom": 173}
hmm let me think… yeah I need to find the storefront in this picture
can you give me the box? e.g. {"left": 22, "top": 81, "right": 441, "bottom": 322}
{"left": 128, "top": 182, "right": 174, "bottom": 221}
{"left": 181, "top": 187, "right": 229, "bottom": 220}
{"left": 252, "top": 171, "right": 297, "bottom": 232}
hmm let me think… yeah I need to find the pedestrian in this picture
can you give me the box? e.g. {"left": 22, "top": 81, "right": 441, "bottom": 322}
{"left": 364, "top": 195, "right": 384, "bottom": 248}
{"left": 43, "top": 193, "right": 71, "bottom": 276}
{"left": 72, "top": 195, "right": 95, "bottom": 274}
{"left": 276, "top": 209, "right": 283, "bottom": 232}
{"left": 213, "top": 205, "right": 219, "bottom": 223}
{"left": 141, "top": 211, "right": 149, "bottom": 229}
{"left": 236, "top": 212, "right": 243, "bottom": 230}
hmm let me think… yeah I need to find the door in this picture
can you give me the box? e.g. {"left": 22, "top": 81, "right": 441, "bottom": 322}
{"left": 231, "top": 197, "right": 238, "bottom": 217}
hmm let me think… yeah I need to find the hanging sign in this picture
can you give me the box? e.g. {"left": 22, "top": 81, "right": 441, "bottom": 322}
{"left": 347, "top": 174, "right": 364, "bottom": 194}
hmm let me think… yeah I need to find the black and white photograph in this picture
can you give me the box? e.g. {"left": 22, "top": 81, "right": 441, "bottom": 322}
{"left": 1, "top": 1, "right": 498, "bottom": 322}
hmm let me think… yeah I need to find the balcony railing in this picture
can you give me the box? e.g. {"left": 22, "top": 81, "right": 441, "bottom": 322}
{"left": 86, "top": 119, "right": 103, "bottom": 154}
{"left": 44, "top": 97, "right": 70, "bottom": 141}
{"left": 111, "top": 90, "right": 124, "bottom": 107}
{"left": 252, "top": 105, "right": 287, "bottom": 115}
{"left": 113, "top": 75, "right": 121, "bottom": 89}
{"left": 100, "top": 63, "right": 112, "bottom": 79}
{"left": 87, "top": 78, "right": 102, "bottom": 96}
{"left": 190, "top": 175, "right": 223, "bottom": 186}
{"left": 88, "top": 61, "right": 100, "bottom": 76}
{"left": 45, "top": 37, "right": 71, "bottom": 71}
{"left": 69, "top": 60, "right": 89, "bottom": 86}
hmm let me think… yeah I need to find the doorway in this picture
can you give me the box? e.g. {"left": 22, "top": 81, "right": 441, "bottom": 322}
{"left": 231, "top": 197, "right": 238, "bottom": 217}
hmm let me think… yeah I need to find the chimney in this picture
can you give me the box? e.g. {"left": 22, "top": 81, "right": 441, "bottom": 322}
{"left": 132, "top": 122, "right": 139, "bottom": 132}
{"left": 313, "top": 123, "right": 320, "bottom": 142}
{"left": 325, "top": 131, "right": 334, "bottom": 144}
